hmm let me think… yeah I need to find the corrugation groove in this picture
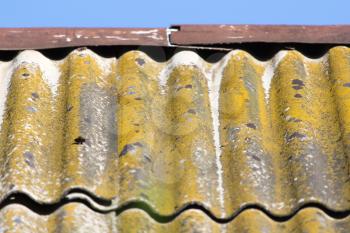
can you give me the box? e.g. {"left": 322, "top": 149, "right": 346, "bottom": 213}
{"left": 0, "top": 47, "right": 349, "bottom": 221}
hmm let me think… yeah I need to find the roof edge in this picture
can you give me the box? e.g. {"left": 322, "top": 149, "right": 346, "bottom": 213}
{"left": 0, "top": 28, "right": 169, "bottom": 50}
{"left": 1, "top": 25, "right": 350, "bottom": 50}
{"left": 170, "top": 24, "right": 350, "bottom": 45}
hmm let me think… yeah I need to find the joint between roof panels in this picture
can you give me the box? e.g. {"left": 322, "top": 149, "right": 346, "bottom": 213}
{"left": 166, "top": 26, "right": 179, "bottom": 47}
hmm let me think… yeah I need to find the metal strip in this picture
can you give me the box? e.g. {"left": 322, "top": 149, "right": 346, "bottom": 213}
{"left": 170, "top": 25, "right": 350, "bottom": 45}
{"left": 0, "top": 28, "right": 168, "bottom": 49}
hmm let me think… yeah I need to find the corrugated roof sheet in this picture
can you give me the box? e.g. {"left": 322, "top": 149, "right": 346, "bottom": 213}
{"left": 0, "top": 45, "right": 349, "bottom": 231}
{"left": 0, "top": 204, "right": 348, "bottom": 233}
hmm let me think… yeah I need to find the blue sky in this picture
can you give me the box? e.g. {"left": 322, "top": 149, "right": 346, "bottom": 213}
{"left": 0, "top": 0, "right": 349, "bottom": 27}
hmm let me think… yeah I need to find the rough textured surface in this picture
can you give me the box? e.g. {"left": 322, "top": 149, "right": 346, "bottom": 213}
{"left": 0, "top": 47, "right": 349, "bottom": 230}
{"left": 0, "top": 204, "right": 348, "bottom": 233}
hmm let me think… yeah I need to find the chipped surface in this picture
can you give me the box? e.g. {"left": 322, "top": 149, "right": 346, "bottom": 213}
{"left": 0, "top": 47, "right": 349, "bottom": 223}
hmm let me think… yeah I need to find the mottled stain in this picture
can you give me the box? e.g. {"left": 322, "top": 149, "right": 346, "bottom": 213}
{"left": 73, "top": 136, "right": 86, "bottom": 145}
{"left": 67, "top": 105, "right": 73, "bottom": 112}
{"left": 286, "top": 117, "right": 302, "bottom": 123}
{"left": 13, "top": 216, "right": 22, "bottom": 224}
{"left": 135, "top": 58, "right": 145, "bottom": 66}
{"left": 287, "top": 132, "right": 306, "bottom": 141}
{"left": 119, "top": 142, "right": 143, "bottom": 157}
{"left": 246, "top": 123, "right": 257, "bottom": 129}
{"left": 228, "top": 127, "right": 240, "bottom": 142}
{"left": 292, "top": 79, "right": 305, "bottom": 90}
{"left": 187, "top": 109, "right": 196, "bottom": 114}
{"left": 21, "top": 73, "right": 30, "bottom": 78}
{"left": 31, "top": 92, "right": 39, "bottom": 100}
{"left": 23, "top": 151, "right": 35, "bottom": 168}
{"left": 79, "top": 83, "right": 117, "bottom": 185}
{"left": 26, "top": 106, "right": 37, "bottom": 113}
{"left": 243, "top": 59, "right": 261, "bottom": 125}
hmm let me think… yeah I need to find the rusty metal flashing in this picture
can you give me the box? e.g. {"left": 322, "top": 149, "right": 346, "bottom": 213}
{"left": 1, "top": 25, "right": 350, "bottom": 50}
{"left": 0, "top": 28, "right": 169, "bottom": 50}
{"left": 170, "top": 25, "right": 350, "bottom": 45}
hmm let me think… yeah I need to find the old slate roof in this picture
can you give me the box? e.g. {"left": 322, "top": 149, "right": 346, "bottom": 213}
{"left": 0, "top": 25, "right": 349, "bottom": 232}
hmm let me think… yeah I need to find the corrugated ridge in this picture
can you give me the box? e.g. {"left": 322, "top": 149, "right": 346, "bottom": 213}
{"left": 0, "top": 47, "right": 349, "bottom": 219}
{"left": 0, "top": 203, "right": 349, "bottom": 233}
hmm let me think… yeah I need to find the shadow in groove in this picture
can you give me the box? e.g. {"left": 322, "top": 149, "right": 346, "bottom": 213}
{"left": 0, "top": 191, "right": 349, "bottom": 224}
{"left": 0, "top": 44, "right": 347, "bottom": 62}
